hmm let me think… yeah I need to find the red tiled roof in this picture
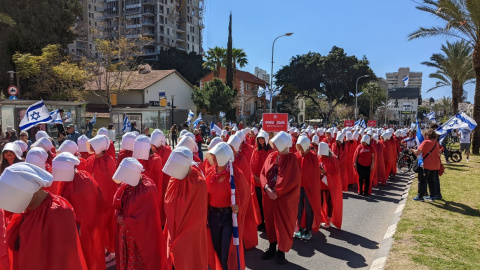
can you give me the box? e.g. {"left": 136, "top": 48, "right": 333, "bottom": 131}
{"left": 235, "top": 70, "right": 268, "bottom": 85}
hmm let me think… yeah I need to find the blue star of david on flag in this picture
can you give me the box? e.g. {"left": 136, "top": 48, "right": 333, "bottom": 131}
{"left": 19, "top": 100, "right": 53, "bottom": 131}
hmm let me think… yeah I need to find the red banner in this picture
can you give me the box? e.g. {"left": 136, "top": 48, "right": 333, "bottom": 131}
{"left": 344, "top": 120, "right": 354, "bottom": 127}
{"left": 368, "top": 120, "right": 377, "bottom": 127}
{"left": 262, "top": 113, "right": 289, "bottom": 132}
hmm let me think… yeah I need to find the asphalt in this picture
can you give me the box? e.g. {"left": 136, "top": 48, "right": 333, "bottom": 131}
{"left": 245, "top": 173, "right": 412, "bottom": 270}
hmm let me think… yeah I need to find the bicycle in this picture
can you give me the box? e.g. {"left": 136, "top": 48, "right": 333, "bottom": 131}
{"left": 446, "top": 141, "right": 462, "bottom": 163}
{"left": 397, "top": 148, "right": 417, "bottom": 173}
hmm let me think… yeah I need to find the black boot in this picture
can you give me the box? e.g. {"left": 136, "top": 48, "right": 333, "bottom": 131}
{"left": 276, "top": 250, "right": 287, "bottom": 265}
{"left": 261, "top": 242, "right": 277, "bottom": 260}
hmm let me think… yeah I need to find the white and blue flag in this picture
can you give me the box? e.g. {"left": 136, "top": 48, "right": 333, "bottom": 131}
{"left": 257, "top": 86, "right": 265, "bottom": 97}
{"left": 354, "top": 119, "right": 361, "bottom": 126}
{"left": 121, "top": 115, "right": 131, "bottom": 132}
{"left": 436, "top": 112, "right": 477, "bottom": 139}
{"left": 272, "top": 85, "right": 284, "bottom": 97}
{"left": 210, "top": 122, "right": 222, "bottom": 135}
{"left": 403, "top": 75, "right": 409, "bottom": 87}
{"left": 90, "top": 112, "right": 97, "bottom": 126}
{"left": 360, "top": 119, "right": 367, "bottom": 129}
{"left": 427, "top": 111, "right": 436, "bottom": 122}
{"left": 186, "top": 110, "right": 194, "bottom": 125}
{"left": 49, "top": 110, "right": 63, "bottom": 124}
{"left": 19, "top": 100, "right": 53, "bottom": 131}
{"left": 415, "top": 118, "right": 424, "bottom": 145}
{"left": 229, "top": 161, "right": 241, "bottom": 270}
{"left": 193, "top": 113, "right": 202, "bottom": 128}
{"left": 265, "top": 88, "right": 272, "bottom": 101}
{"left": 219, "top": 111, "right": 226, "bottom": 118}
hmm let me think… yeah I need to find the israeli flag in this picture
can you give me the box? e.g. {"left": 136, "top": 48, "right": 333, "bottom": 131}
{"left": 259, "top": 119, "right": 263, "bottom": 126}
{"left": 19, "top": 100, "right": 53, "bottom": 131}
{"left": 360, "top": 119, "right": 367, "bottom": 128}
{"left": 272, "top": 85, "right": 284, "bottom": 97}
{"left": 90, "top": 112, "right": 97, "bottom": 126}
{"left": 257, "top": 86, "right": 265, "bottom": 97}
{"left": 210, "top": 122, "right": 222, "bottom": 135}
{"left": 301, "top": 123, "right": 305, "bottom": 129}
{"left": 354, "top": 119, "right": 361, "bottom": 126}
{"left": 121, "top": 115, "right": 131, "bottom": 132}
{"left": 49, "top": 110, "right": 63, "bottom": 124}
{"left": 437, "top": 112, "right": 477, "bottom": 136}
{"left": 427, "top": 111, "right": 436, "bottom": 122}
{"left": 186, "top": 110, "right": 194, "bottom": 125}
{"left": 229, "top": 161, "right": 241, "bottom": 270}
{"left": 415, "top": 118, "right": 424, "bottom": 145}
{"left": 265, "top": 88, "right": 272, "bottom": 101}
{"left": 403, "top": 75, "right": 409, "bottom": 87}
{"left": 193, "top": 113, "right": 202, "bottom": 128}
{"left": 219, "top": 111, "right": 226, "bottom": 118}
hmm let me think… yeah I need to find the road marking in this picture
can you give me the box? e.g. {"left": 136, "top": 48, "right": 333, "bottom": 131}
{"left": 370, "top": 256, "right": 387, "bottom": 270}
{"left": 395, "top": 204, "right": 405, "bottom": 214}
{"left": 383, "top": 224, "right": 397, "bottom": 240}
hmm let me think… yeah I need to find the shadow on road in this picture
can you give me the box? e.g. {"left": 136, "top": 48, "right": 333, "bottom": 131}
{"left": 245, "top": 248, "right": 309, "bottom": 270}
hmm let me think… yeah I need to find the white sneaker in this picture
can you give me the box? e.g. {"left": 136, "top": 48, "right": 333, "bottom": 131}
{"left": 321, "top": 222, "right": 331, "bottom": 228}
{"left": 467, "top": 159, "right": 469, "bottom": 162}
{"left": 105, "top": 253, "right": 116, "bottom": 263}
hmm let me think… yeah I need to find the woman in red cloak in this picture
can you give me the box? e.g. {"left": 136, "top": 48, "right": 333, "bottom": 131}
{"left": 0, "top": 143, "right": 23, "bottom": 175}
{"left": 205, "top": 142, "right": 249, "bottom": 270}
{"left": 260, "top": 131, "right": 301, "bottom": 265}
{"left": 151, "top": 129, "right": 173, "bottom": 226}
{"left": 177, "top": 136, "right": 206, "bottom": 175}
{"left": 317, "top": 142, "right": 343, "bottom": 230}
{"left": 52, "top": 153, "right": 106, "bottom": 270}
{"left": 353, "top": 135, "right": 377, "bottom": 196}
{"left": 163, "top": 147, "right": 208, "bottom": 270}
{"left": 294, "top": 136, "right": 322, "bottom": 240}
{"left": 116, "top": 132, "right": 136, "bottom": 168}
{"left": 332, "top": 132, "right": 349, "bottom": 191}
{"left": 0, "top": 209, "right": 8, "bottom": 270}
{"left": 250, "top": 131, "right": 273, "bottom": 231}
{"left": 1, "top": 163, "right": 87, "bottom": 270}
{"left": 113, "top": 158, "right": 167, "bottom": 270}
{"left": 373, "top": 134, "right": 387, "bottom": 185}
{"left": 204, "top": 137, "right": 223, "bottom": 175}
{"left": 77, "top": 135, "right": 91, "bottom": 160}
{"left": 322, "top": 129, "right": 335, "bottom": 149}
{"left": 96, "top": 127, "right": 116, "bottom": 161}
{"left": 381, "top": 131, "right": 394, "bottom": 180}
{"left": 31, "top": 137, "right": 56, "bottom": 168}
{"left": 345, "top": 131, "right": 357, "bottom": 187}
{"left": 85, "top": 135, "right": 118, "bottom": 256}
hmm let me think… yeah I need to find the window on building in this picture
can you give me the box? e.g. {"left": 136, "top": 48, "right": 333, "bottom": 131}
{"left": 89, "top": 44, "right": 92, "bottom": 49}
{"left": 188, "top": 43, "right": 190, "bottom": 50}
{"left": 88, "top": 4, "right": 91, "bottom": 9}
{"left": 167, "top": 8, "right": 169, "bottom": 14}
{"left": 192, "top": 36, "right": 194, "bottom": 42}
{"left": 167, "top": 28, "right": 169, "bottom": 35}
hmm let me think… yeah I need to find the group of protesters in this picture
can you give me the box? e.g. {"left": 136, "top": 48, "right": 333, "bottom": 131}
{"left": 0, "top": 120, "right": 448, "bottom": 270}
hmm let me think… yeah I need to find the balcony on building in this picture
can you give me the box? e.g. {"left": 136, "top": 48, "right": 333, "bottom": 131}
{"left": 142, "top": 19, "right": 155, "bottom": 26}
{"left": 143, "top": 7, "right": 154, "bottom": 15}
{"left": 143, "top": 30, "right": 155, "bottom": 37}
{"left": 142, "top": 0, "right": 154, "bottom": 5}
{"left": 126, "top": 24, "right": 142, "bottom": 29}
{"left": 176, "top": 25, "right": 185, "bottom": 32}
{"left": 176, "top": 45, "right": 185, "bottom": 51}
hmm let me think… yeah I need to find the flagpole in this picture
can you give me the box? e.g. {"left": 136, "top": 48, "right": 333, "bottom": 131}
{"left": 270, "top": 33, "right": 293, "bottom": 113}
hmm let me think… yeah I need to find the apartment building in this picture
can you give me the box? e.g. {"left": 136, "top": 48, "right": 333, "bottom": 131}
{"left": 386, "top": 67, "right": 422, "bottom": 89}
{"left": 254, "top": 67, "right": 270, "bottom": 84}
{"left": 69, "top": 0, "right": 205, "bottom": 59}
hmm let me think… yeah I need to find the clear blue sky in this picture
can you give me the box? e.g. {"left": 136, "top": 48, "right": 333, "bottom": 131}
{"left": 202, "top": 0, "right": 475, "bottom": 103}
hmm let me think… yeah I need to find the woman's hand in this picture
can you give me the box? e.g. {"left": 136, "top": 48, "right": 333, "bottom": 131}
{"left": 266, "top": 188, "right": 277, "bottom": 200}
{"left": 231, "top": 204, "right": 239, "bottom": 214}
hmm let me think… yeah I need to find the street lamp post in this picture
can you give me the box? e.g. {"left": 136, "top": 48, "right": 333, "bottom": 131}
{"left": 385, "top": 88, "right": 397, "bottom": 126}
{"left": 270, "top": 32, "right": 293, "bottom": 113}
{"left": 355, "top": 75, "right": 370, "bottom": 119}
{"left": 171, "top": 95, "right": 174, "bottom": 126}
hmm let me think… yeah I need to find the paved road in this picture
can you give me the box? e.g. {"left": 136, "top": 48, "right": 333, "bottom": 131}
{"left": 245, "top": 173, "right": 412, "bottom": 270}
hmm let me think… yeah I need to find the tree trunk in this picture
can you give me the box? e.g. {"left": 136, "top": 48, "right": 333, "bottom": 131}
{"left": 471, "top": 44, "right": 480, "bottom": 154}
{"left": 451, "top": 79, "right": 461, "bottom": 115}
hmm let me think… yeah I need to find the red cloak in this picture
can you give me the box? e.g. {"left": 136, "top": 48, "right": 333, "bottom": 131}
{"left": 0, "top": 210, "right": 8, "bottom": 270}
{"left": 164, "top": 167, "right": 208, "bottom": 270}
{"left": 85, "top": 154, "right": 117, "bottom": 252}
{"left": 79, "top": 151, "right": 91, "bottom": 160}
{"left": 250, "top": 148, "right": 273, "bottom": 188}
{"left": 156, "top": 145, "right": 172, "bottom": 226}
{"left": 113, "top": 175, "right": 166, "bottom": 270}
{"left": 55, "top": 170, "right": 106, "bottom": 270}
{"left": 353, "top": 144, "right": 377, "bottom": 195}
{"left": 318, "top": 155, "right": 343, "bottom": 229}
{"left": 105, "top": 141, "right": 116, "bottom": 161}
{"left": 116, "top": 149, "right": 133, "bottom": 168}
{"left": 322, "top": 137, "right": 335, "bottom": 150}
{"left": 375, "top": 140, "right": 387, "bottom": 185}
{"left": 206, "top": 165, "right": 250, "bottom": 270}
{"left": 234, "top": 152, "right": 258, "bottom": 250}
{"left": 240, "top": 143, "right": 253, "bottom": 164}
{"left": 203, "top": 159, "right": 215, "bottom": 176}
{"left": 290, "top": 137, "right": 298, "bottom": 153}
{"left": 260, "top": 152, "right": 301, "bottom": 252}
{"left": 6, "top": 193, "right": 87, "bottom": 270}
{"left": 295, "top": 150, "right": 322, "bottom": 232}
{"left": 382, "top": 139, "right": 394, "bottom": 179}
{"left": 194, "top": 153, "right": 206, "bottom": 174}
{"left": 77, "top": 156, "right": 87, "bottom": 171}
{"left": 247, "top": 135, "right": 256, "bottom": 147}
{"left": 332, "top": 142, "right": 349, "bottom": 191}
{"left": 346, "top": 140, "right": 357, "bottom": 186}
{"left": 370, "top": 140, "right": 379, "bottom": 187}
{"left": 138, "top": 154, "right": 164, "bottom": 216}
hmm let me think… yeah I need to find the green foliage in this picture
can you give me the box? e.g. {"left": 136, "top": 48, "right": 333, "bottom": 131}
{"left": 0, "top": 13, "right": 15, "bottom": 26}
{"left": 203, "top": 47, "right": 226, "bottom": 78}
{"left": 358, "top": 82, "right": 387, "bottom": 118}
{"left": 421, "top": 40, "right": 475, "bottom": 114}
{"left": 12, "top": 44, "right": 88, "bottom": 101}
{"left": 192, "top": 79, "right": 236, "bottom": 119}
{"left": 143, "top": 48, "right": 209, "bottom": 85}
{"left": 226, "top": 13, "right": 234, "bottom": 89}
{"left": 275, "top": 46, "right": 375, "bottom": 122}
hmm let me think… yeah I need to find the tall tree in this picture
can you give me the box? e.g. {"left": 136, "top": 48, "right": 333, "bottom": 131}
{"left": 358, "top": 82, "right": 387, "bottom": 118}
{"left": 232, "top": 48, "right": 248, "bottom": 85}
{"left": 275, "top": 47, "right": 375, "bottom": 123}
{"left": 421, "top": 40, "right": 475, "bottom": 114}
{"left": 12, "top": 44, "right": 89, "bottom": 101}
{"left": 226, "top": 13, "right": 234, "bottom": 89}
{"left": 202, "top": 47, "right": 226, "bottom": 78}
{"left": 192, "top": 78, "right": 237, "bottom": 120}
{"left": 409, "top": 0, "right": 480, "bottom": 153}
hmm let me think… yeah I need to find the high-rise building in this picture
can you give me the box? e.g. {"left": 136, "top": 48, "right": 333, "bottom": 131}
{"left": 254, "top": 67, "right": 270, "bottom": 84}
{"left": 386, "top": 67, "right": 422, "bottom": 89}
{"left": 69, "top": 0, "right": 205, "bottom": 59}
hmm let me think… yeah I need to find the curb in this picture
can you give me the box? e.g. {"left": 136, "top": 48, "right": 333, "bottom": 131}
{"left": 370, "top": 173, "right": 415, "bottom": 270}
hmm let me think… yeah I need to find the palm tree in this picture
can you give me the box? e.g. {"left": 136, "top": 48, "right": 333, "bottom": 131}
{"left": 202, "top": 46, "right": 226, "bottom": 78}
{"left": 409, "top": 0, "right": 480, "bottom": 154}
{"left": 0, "top": 13, "right": 15, "bottom": 26}
{"left": 421, "top": 40, "right": 475, "bottom": 114}
{"left": 231, "top": 48, "right": 248, "bottom": 85}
